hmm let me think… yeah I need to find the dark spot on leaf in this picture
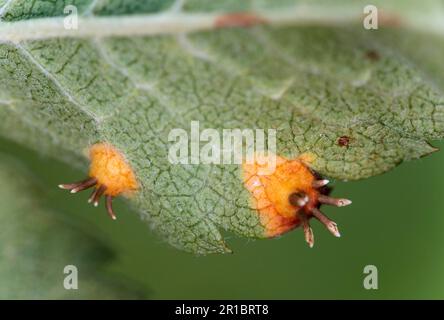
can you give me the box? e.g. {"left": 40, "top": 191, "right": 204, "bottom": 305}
{"left": 337, "top": 136, "right": 351, "bottom": 147}
{"left": 365, "top": 50, "right": 380, "bottom": 62}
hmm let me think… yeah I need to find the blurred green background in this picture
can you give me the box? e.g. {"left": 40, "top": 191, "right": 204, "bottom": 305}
{"left": 1, "top": 136, "right": 443, "bottom": 299}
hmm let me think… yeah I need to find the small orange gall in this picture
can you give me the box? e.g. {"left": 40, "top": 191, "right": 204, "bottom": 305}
{"left": 214, "top": 12, "right": 267, "bottom": 28}
{"left": 59, "top": 143, "right": 138, "bottom": 220}
{"left": 242, "top": 153, "right": 351, "bottom": 248}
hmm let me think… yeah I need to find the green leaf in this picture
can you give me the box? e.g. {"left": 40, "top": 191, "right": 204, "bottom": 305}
{"left": 0, "top": 154, "right": 145, "bottom": 298}
{"left": 1, "top": 0, "right": 444, "bottom": 253}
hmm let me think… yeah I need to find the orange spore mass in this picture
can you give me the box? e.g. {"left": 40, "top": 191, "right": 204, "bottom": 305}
{"left": 215, "top": 12, "right": 267, "bottom": 28}
{"left": 243, "top": 154, "right": 319, "bottom": 237}
{"left": 88, "top": 143, "right": 138, "bottom": 197}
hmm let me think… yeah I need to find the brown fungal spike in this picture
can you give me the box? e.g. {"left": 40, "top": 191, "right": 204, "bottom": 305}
{"left": 289, "top": 192, "right": 309, "bottom": 208}
{"left": 312, "top": 179, "right": 329, "bottom": 188}
{"left": 300, "top": 213, "right": 314, "bottom": 248}
{"left": 311, "top": 207, "right": 341, "bottom": 238}
{"left": 60, "top": 179, "right": 117, "bottom": 220}
{"left": 59, "top": 177, "right": 97, "bottom": 194}
{"left": 318, "top": 194, "right": 352, "bottom": 207}
{"left": 105, "top": 195, "right": 117, "bottom": 220}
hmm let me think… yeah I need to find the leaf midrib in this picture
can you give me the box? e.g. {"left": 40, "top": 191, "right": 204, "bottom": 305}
{"left": 0, "top": 5, "right": 366, "bottom": 43}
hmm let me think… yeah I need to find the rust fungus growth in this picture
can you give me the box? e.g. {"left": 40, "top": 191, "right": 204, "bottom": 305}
{"left": 59, "top": 143, "right": 138, "bottom": 220}
{"left": 379, "top": 11, "right": 403, "bottom": 27}
{"left": 243, "top": 154, "right": 351, "bottom": 248}
{"left": 337, "top": 135, "right": 351, "bottom": 147}
{"left": 215, "top": 12, "right": 267, "bottom": 28}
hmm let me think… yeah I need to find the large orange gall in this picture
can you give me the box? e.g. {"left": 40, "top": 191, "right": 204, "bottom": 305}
{"left": 242, "top": 153, "right": 351, "bottom": 247}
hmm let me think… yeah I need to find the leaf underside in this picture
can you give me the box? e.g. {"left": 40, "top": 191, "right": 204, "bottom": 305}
{"left": 1, "top": 0, "right": 444, "bottom": 253}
